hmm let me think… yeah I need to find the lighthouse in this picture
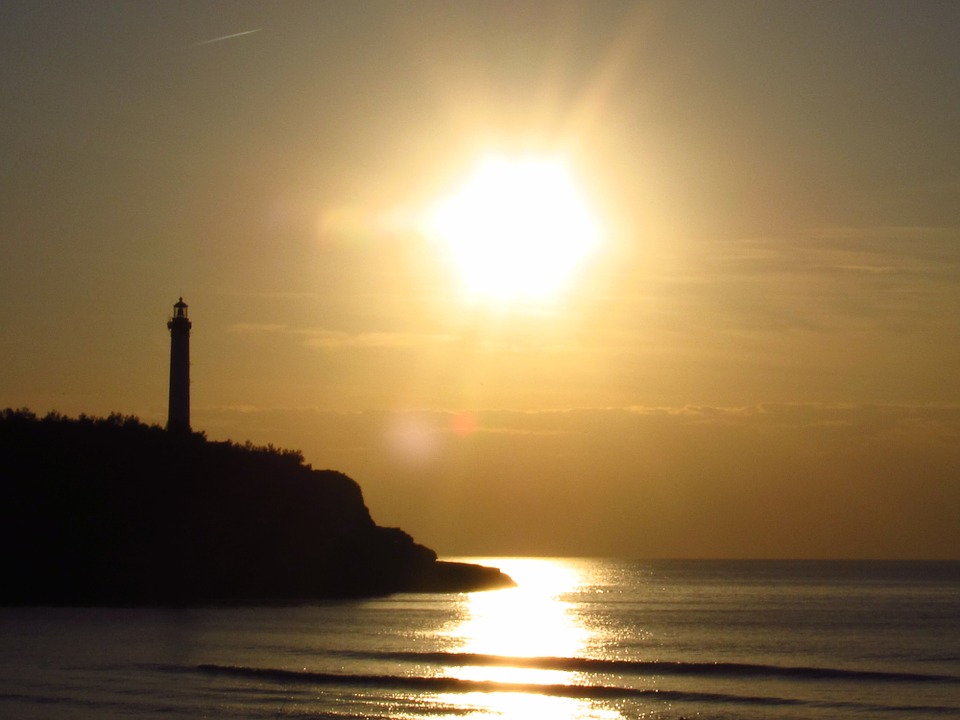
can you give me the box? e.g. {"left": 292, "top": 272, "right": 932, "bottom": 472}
{"left": 167, "top": 297, "right": 192, "bottom": 432}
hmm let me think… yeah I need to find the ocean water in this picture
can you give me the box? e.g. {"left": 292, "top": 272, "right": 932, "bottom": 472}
{"left": 1, "top": 558, "right": 958, "bottom": 719}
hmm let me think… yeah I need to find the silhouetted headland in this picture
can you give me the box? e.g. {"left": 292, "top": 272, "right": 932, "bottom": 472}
{"left": 0, "top": 409, "right": 514, "bottom": 605}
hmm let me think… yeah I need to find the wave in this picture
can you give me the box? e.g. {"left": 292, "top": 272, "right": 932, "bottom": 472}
{"left": 331, "top": 649, "right": 960, "bottom": 685}
{"left": 177, "top": 662, "right": 960, "bottom": 715}
{"left": 191, "top": 663, "right": 802, "bottom": 706}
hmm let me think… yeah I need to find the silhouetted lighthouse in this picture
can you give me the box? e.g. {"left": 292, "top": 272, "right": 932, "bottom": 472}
{"left": 167, "top": 297, "right": 192, "bottom": 432}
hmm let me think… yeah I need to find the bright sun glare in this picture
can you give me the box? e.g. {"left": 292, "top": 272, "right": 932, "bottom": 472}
{"left": 426, "top": 156, "right": 601, "bottom": 303}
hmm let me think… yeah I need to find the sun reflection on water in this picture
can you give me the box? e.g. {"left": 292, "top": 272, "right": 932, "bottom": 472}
{"left": 435, "top": 558, "right": 603, "bottom": 719}
{"left": 448, "top": 558, "right": 588, "bottom": 657}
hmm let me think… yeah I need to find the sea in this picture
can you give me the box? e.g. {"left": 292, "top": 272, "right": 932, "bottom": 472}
{"left": 1, "top": 558, "right": 958, "bottom": 720}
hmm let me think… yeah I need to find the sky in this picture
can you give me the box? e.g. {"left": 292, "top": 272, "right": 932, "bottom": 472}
{"left": 2, "top": 0, "right": 959, "bottom": 559}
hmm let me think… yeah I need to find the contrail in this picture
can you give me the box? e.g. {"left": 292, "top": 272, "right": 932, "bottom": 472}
{"left": 193, "top": 28, "right": 261, "bottom": 47}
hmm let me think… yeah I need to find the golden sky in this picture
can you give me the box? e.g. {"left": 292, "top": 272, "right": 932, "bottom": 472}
{"left": 2, "top": 1, "right": 958, "bottom": 558}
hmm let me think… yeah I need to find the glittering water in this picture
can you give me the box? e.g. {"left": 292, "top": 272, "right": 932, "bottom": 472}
{"left": 1, "top": 559, "right": 958, "bottom": 719}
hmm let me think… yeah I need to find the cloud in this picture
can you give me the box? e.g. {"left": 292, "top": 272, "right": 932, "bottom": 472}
{"left": 641, "top": 226, "right": 960, "bottom": 344}
{"left": 227, "top": 322, "right": 457, "bottom": 349}
{"left": 304, "top": 330, "right": 459, "bottom": 349}
{"left": 316, "top": 204, "right": 425, "bottom": 246}
{"left": 198, "top": 402, "right": 960, "bottom": 455}
{"left": 228, "top": 323, "right": 290, "bottom": 335}
{"left": 833, "top": 265, "right": 899, "bottom": 275}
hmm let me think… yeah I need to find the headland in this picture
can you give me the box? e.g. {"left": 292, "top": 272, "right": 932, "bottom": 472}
{"left": 0, "top": 408, "right": 514, "bottom": 605}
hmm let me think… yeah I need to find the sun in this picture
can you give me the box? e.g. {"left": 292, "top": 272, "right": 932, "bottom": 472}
{"left": 425, "top": 155, "right": 601, "bottom": 304}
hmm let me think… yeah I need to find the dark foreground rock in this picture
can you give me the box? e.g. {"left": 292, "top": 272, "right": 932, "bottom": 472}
{"left": 0, "top": 409, "right": 514, "bottom": 605}
{"left": 411, "top": 560, "right": 516, "bottom": 593}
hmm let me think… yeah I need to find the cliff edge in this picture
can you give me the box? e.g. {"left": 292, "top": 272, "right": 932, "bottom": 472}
{"left": 0, "top": 409, "right": 514, "bottom": 605}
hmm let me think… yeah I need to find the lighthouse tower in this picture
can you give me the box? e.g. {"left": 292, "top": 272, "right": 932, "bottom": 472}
{"left": 167, "top": 297, "right": 192, "bottom": 432}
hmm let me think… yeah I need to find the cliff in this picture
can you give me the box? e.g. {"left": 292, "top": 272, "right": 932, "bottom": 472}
{"left": 0, "top": 409, "right": 513, "bottom": 605}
